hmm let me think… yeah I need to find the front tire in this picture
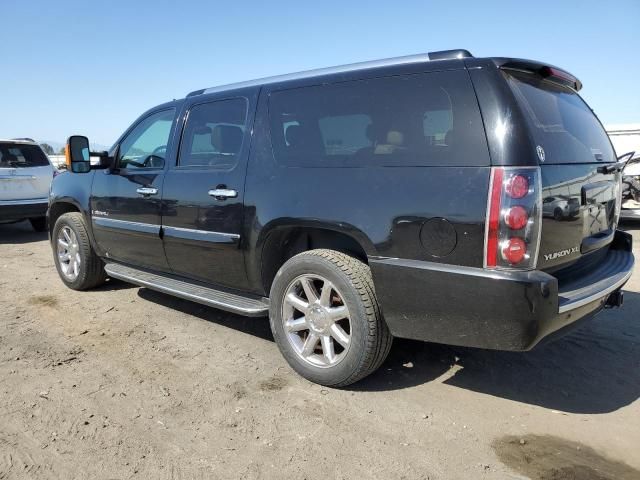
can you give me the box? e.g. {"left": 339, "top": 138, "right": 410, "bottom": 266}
{"left": 269, "top": 249, "right": 392, "bottom": 387}
{"left": 52, "top": 212, "right": 106, "bottom": 290}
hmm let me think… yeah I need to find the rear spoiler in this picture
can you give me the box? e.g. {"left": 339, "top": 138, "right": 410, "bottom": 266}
{"left": 494, "top": 58, "right": 583, "bottom": 91}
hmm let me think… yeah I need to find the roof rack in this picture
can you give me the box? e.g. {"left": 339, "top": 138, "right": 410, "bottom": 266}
{"left": 187, "top": 49, "right": 472, "bottom": 97}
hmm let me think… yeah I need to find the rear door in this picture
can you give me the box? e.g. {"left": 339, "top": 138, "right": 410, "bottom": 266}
{"left": 505, "top": 71, "right": 620, "bottom": 271}
{"left": 0, "top": 143, "right": 52, "bottom": 201}
{"left": 160, "top": 90, "right": 256, "bottom": 290}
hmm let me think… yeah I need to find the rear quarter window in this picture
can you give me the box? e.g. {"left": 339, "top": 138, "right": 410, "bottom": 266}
{"left": 0, "top": 144, "right": 50, "bottom": 168}
{"left": 268, "top": 70, "right": 490, "bottom": 167}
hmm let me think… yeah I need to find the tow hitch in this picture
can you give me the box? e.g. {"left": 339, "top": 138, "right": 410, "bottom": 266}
{"left": 605, "top": 290, "right": 624, "bottom": 308}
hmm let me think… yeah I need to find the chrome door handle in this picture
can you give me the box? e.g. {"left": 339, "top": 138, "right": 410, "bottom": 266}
{"left": 208, "top": 188, "right": 238, "bottom": 199}
{"left": 136, "top": 187, "right": 158, "bottom": 196}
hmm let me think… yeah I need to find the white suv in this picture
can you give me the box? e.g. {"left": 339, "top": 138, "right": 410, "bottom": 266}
{"left": 0, "top": 139, "right": 55, "bottom": 231}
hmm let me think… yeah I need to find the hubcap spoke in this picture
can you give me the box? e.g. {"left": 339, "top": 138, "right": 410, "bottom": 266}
{"left": 285, "top": 293, "right": 309, "bottom": 314}
{"left": 301, "top": 333, "right": 319, "bottom": 357}
{"left": 285, "top": 317, "right": 308, "bottom": 332}
{"left": 319, "top": 280, "right": 333, "bottom": 307}
{"left": 320, "top": 335, "right": 335, "bottom": 363}
{"left": 330, "top": 324, "right": 350, "bottom": 348}
{"left": 327, "top": 306, "right": 348, "bottom": 322}
{"left": 300, "top": 277, "right": 319, "bottom": 304}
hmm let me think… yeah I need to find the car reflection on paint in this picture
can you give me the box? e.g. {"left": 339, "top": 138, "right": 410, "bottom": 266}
{"left": 542, "top": 195, "right": 580, "bottom": 221}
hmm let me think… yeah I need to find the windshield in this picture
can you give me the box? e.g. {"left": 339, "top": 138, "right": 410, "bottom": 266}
{"left": 0, "top": 143, "right": 50, "bottom": 168}
{"left": 506, "top": 72, "right": 615, "bottom": 164}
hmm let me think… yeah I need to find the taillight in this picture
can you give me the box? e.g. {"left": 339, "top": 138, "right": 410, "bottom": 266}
{"left": 484, "top": 167, "right": 542, "bottom": 270}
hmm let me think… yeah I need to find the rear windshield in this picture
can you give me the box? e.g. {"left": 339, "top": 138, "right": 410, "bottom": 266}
{"left": 506, "top": 72, "right": 615, "bottom": 164}
{"left": 0, "top": 143, "right": 50, "bottom": 168}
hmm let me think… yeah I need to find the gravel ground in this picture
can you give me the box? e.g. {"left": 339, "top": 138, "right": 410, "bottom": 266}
{"left": 1, "top": 220, "right": 639, "bottom": 479}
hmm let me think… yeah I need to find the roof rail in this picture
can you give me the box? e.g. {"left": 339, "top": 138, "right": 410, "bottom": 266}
{"left": 191, "top": 52, "right": 448, "bottom": 97}
{"left": 428, "top": 49, "right": 473, "bottom": 61}
{"left": 187, "top": 50, "right": 472, "bottom": 97}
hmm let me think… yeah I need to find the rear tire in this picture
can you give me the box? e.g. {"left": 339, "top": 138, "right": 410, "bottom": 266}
{"left": 269, "top": 249, "right": 392, "bottom": 387}
{"left": 52, "top": 212, "right": 106, "bottom": 290}
{"left": 29, "top": 216, "right": 47, "bottom": 232}
{"left": 554, "top": 207, "right": 564, "bottom": 221}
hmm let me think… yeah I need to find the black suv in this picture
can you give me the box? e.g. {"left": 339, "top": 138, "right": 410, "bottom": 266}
{"left": 49, "top": 49, "right": 634, "bottom": 386}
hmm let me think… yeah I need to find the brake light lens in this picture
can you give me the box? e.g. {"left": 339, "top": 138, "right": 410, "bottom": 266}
{"left": 504, "top": 205, "right": 528, "bottom": 230}
{"left": 505, "top": 175, "right": 529, "bottom": 199}
{"left": 502, "top": 237, "right": 527, "bottom": 264}
{"left": 539, "top": 66, "right": 581, "bottom": 90}
{"left": 484, "top": 167, "right": 542, "bottom": 270}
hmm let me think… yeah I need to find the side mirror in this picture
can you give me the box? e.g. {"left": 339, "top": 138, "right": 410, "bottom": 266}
{"left": 66, "top": 135, "right": 91, "bottom": 173}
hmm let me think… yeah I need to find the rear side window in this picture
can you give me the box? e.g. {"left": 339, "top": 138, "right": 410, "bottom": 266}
{"left": 179, "top": 98, "right": 248, "bottom": 168}
{"left": 268, "top": 70, "right": 489, "bottom": 167}
{"left": 506, "top": 72, "right": 615, "bottom": 163}
{"left": 0, "top": 144, "right": 49, "bottom": 168}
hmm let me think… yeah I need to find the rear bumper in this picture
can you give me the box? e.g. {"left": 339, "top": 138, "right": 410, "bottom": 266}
{"left": 370, "top": 230, "right": 634, "bottom": 351}
{"left": 0, "top": 198, "right": 48, "bottom": 222}
{"left": 620, "top": 207, "right": 640, "bottom": 219}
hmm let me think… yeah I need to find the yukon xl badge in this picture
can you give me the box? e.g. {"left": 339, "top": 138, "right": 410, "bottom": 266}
{"left": 544, "top": 246, "right": 579, "bottom": 261}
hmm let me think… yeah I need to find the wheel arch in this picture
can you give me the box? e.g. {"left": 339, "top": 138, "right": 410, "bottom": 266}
{"left": 256, "top": 220, "right": 375, "bottom": 296}
{"left": 48, "top": 199, "right": 100, "bottom": 253}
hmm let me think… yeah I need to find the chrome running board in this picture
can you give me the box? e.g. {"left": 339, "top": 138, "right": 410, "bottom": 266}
{"left": 104, "top": 263, "right": 269, "bottom": 317}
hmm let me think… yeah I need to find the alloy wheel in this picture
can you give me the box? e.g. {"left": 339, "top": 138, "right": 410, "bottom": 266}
{"left": 57, "top": 226, "right": 81, "bottom": 281}
{"left": 282, "top": 274, "right": 352, "bottom": 368}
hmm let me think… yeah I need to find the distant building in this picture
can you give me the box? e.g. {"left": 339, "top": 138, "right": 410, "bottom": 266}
{"left": 606, "top": 123, "right": 640, "bottom": 157}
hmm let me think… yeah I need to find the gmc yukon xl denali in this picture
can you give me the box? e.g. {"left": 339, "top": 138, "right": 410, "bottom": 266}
{"left": 49, "top": 50, "right": 634, "bottom": 386}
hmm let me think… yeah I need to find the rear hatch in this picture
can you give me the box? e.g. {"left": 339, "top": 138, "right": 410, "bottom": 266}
{"left": 0, "top": 142, "right": 53, "bottom": 201}
{"left": 504, "top": 69, "right": 620, "bottom": 272}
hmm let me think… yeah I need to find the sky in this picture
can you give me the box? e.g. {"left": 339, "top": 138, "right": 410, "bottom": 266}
{"left": 1, "top": 0, "right": 639, "bottom": 147}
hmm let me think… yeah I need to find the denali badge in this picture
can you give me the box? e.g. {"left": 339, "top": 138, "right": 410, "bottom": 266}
{"left": 536, "top": 145, "right": 546, "bottom": 163}
{"left": 544, "top": 246, "right": 579, "bottom": 261}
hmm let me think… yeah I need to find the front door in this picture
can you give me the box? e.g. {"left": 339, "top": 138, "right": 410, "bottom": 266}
{"left": 91, "top": 108, "right": 176, "bottom": 271}
{"left": 161, "top": 95, "right": 253, "bottom": 290}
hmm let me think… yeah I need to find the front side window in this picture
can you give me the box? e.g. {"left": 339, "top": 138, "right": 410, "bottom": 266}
{"left": 178, "top": 98, "right": 248, "bottom": 168}
{"left": 268, "top": 71, "right": 489, "bottom": 167}
{"left": 118, "top": 109, "right": 176, "bottom": 169}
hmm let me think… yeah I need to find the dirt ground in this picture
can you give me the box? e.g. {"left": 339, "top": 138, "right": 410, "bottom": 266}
{"left": 1, "top": 221, "right": 639, "bottom": 480}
